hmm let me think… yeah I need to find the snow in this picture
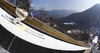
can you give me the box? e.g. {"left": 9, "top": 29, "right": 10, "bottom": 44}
{"left": 92, "top": 36, "right": 98, "bottom": 43}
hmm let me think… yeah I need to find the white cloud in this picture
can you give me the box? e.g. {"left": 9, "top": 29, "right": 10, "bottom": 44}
{"left": 30, "top": 3, "right": 34, "bottom": 7}
{"left": 30, "top": 3, "right": 42, "bottom": 10}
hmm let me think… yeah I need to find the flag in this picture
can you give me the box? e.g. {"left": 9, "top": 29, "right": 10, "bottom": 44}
{"left": 31, "top": 12, "right": 35, "bottom": 18}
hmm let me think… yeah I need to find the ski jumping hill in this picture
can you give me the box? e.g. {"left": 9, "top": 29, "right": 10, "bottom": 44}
{"left": 0, "top": 0, "right": 89, "bottom": 53}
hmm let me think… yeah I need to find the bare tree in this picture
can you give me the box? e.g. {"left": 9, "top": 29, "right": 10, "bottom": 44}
{"left": 36, "top": 7, "right": 48, "bottom": 21}
{"left": 7, "top": 0, "right": 14, "bottom": 4}
{"left": 7, "top": 0, "right": 31, "bottom": 12}
{"left": 39, "top": 7, "right": 48, "bottom": 18}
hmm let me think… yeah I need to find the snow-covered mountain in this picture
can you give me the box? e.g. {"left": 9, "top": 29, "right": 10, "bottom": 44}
{"left": 59, "top": 4, "right": 100, "bottom": 29}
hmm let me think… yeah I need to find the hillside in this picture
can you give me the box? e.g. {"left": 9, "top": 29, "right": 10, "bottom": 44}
{"left": 59, "top": 4, "right": 100, "bottom": 29}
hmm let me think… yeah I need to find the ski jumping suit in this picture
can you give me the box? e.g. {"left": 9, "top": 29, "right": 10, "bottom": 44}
{"left": 13, "top": 8, "right": 28, "bottom": 24}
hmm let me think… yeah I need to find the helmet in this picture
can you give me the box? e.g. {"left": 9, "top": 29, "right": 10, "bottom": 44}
{"left": 20, "top": 9, "right": 28, "bottom": 17}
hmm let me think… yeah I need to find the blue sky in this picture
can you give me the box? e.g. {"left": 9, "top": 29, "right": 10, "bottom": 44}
{"left": 31, "top": 0, "right": 100, "bottom": 12}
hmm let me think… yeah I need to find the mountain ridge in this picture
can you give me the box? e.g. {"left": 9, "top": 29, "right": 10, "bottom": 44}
{"left": 59, "top": 4, "right": 100, "bottom": 30}
{"left": 48, "top": 9, "right": 76, "bottom": 18}
{"left": 36, "top": 9, "right": 76, "bottom": 18}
